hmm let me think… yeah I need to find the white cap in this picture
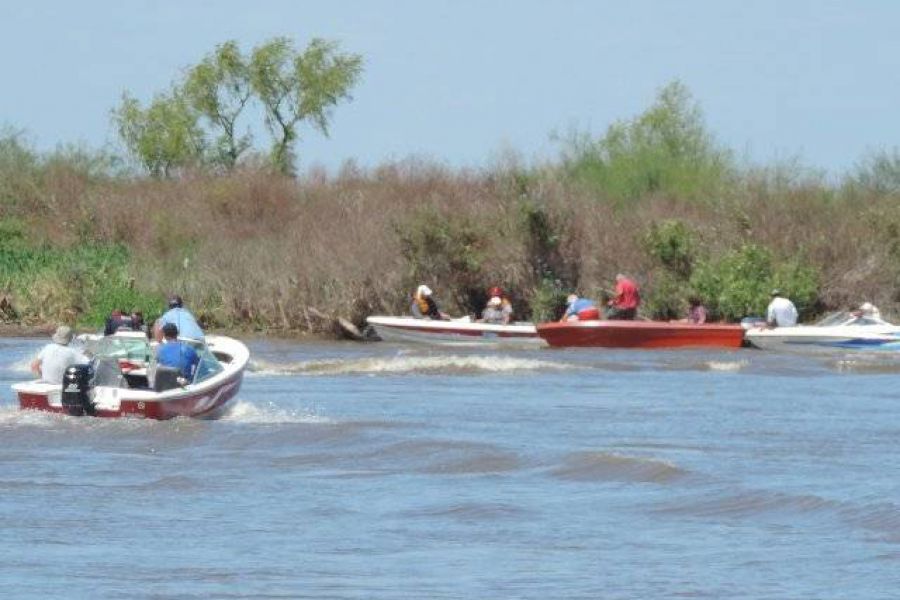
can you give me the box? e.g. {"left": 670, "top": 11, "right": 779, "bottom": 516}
{"left": 860, "top": 302, "right": 874, "bottom": 312}
{"left": 566, "top": 294, "right": 578, "bottom": 305}
{"left": 417, "top": 284, "right": 432, "bottom": 297}
{"left": 488, "top": 296, "right": 501, "bottom": 307}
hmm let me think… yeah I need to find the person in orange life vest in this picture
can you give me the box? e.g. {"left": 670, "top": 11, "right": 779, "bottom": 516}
{"left": 606, "top": 273, "right": 640, "bottom": 320}
{"left": 487, "top": 286, "right": 513, "bottom": 325}
{"left": 561, "top": 293, "right": 600, "bottom": 322}
{"left": 410, "top": 284, "right": 449, "bottom": 320}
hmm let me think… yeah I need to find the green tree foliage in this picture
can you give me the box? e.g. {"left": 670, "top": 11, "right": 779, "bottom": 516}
{"left": 640, "top": 219, "right": 700, "bottom": 319}
{"left": 183, "top": 41, "right": 254, "bottom": 170}
{"left": 113, "top": 37, "right": 362, "bottom": 177}
{"left": 690, "top": 244, "right": 819, "bottom": 321}
{"left": 249, "top": 37, "right": 363, "bottom": 175}
{"left": 112, "top": 91, "right": 205, "bottom": 177}
{"left": 562, "top": 81, "right": 733, "bottom": 202}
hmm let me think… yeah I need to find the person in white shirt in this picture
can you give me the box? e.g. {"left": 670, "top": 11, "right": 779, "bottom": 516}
{"left": 30, "top": 325, "right": 89, "bottom": 383}
{"left": 766, "top": 289, "right": 798, "bottom": 327}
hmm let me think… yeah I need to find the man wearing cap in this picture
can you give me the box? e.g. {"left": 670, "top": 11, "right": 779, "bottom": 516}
{"left": 479, "top": 296, "right": 505, "bottom": 324}
{"left": 410, "top": 284, "right": 449, "bottom": 320}
{"left": 30, "top": 325, "right": 89, "bottom": 383}
{"left": 154, "top": 294, "right": 204, "bottom": 341}
{"left": 766, "top": 289, "right": 798, "bottom": 327}
{"left": 487, "top": 286, "right": 513, "bottom": 325}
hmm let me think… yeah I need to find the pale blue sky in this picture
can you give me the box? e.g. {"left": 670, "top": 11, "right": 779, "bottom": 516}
{"left": 2, "top": 1, "right": 899, "bottom": 175}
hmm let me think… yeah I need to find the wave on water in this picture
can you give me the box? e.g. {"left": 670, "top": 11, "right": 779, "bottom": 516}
{"left": 248, "top": 354, "right": 573, "bottom": 377}
{"left": 219, "top": 400, "right": 332, "bottom": 424}
{"left": 549, "top": 451, "right": 687, "bottom": 484}
{"left": 704, "top": 359, "right": 748, "bottom": 372}
{"left": 655, "top": 487, "right": 900, "bottom": 543}
{"left": 6, "top": 356, "right": 33, "bottom": 374}
{"left": 830, "top": 357, "right": 900, "bottom": 374}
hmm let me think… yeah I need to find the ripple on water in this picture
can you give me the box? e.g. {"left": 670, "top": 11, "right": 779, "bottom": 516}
{"left": 549, "top": 451, "right": 687, "bottom": 484}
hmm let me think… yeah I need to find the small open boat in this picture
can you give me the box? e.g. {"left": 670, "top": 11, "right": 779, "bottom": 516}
{"left": 12, "top": 330, "right": 249, "bottom": 419}
{"left": 536, "top": 320, "right": 746, "bottom": 349}
{"left": 745, "top": 311, "right": 900, "bottom": 353}
{"left": 366, "top": 315, "right": 544, "bottom": 347}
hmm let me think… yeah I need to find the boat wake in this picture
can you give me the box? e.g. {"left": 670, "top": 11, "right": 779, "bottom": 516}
{"left": 248, "top": 354, "right": 574, "bottom": 377}
{"left": 219, "top": 400, "right": 332, "bottom": 424}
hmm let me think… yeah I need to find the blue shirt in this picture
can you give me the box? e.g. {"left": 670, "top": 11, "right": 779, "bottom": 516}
{"left": 159, "top": 307, "right": 204, "bottom": 341}
{"left": 564, "top": 298, "right": 596, "bottom": 318}
{"left": 156, "top": 341, "right": 200, "bottom": 380}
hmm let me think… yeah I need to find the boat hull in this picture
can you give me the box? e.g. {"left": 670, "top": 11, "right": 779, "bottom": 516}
{"left": 745, "top": 327, "right": 900, "bottom": 353}
{"left": 536, "top": 320, "right": 746, "bottom": 349}
{"left": 367, "top": 316, "right": 543, "bottom": 347}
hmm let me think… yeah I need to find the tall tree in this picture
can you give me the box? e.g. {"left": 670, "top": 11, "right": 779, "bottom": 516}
{"left": 249, "top": 37, "right": 363, "bottom": 175}
{"left": 183, "top": 40, "right": 253, "bottom": 170}
{"left": 112, "top": 90, "right": 204, "bottom": 177}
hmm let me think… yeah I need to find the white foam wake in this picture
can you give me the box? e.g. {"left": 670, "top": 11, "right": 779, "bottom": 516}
{"left": 219, "top": 400, "right": 333, "bottom": 424}
{"left": 249, "top": 354, "right": 573, "bottom": 377}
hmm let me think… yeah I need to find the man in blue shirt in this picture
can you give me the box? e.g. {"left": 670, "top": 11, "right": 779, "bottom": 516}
{"left": 156, "top": 323, "right": 200, "bottom": 381}
{"left": 154, "top": 294, "right": 204, "bottom": 341}
{"left": 561, "top": 293, "right": 598, "bottom": 321}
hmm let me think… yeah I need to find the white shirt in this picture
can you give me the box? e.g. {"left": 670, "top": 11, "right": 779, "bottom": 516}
{"left": 36, "top": 343, "right": 89, "bottom": 384}
{"left": 767, "top": 297, "right": 798, "bottom": 327}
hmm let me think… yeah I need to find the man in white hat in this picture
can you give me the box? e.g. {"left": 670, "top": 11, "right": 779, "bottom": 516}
{"left": 30, "top": 325, "right": 89, "bottom": 383}
{"left": 479, "top": 296, "right": 505, "bottom": 324}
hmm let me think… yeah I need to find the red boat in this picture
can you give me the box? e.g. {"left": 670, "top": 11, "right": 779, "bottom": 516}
{"left": 536, "top": 320, "right": 746, "bottom": 349}
{"left": 12, "top": 331, "right": 249, "bottom": 419}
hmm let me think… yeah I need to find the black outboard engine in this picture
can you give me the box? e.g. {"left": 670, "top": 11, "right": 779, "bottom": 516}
{"left": 61, "top": 364, "right": 96, "bottom": 417}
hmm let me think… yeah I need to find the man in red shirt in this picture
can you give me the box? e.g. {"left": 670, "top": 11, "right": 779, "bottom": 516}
{"left": 606, "top": 273, "right": 640, "bottom": 320}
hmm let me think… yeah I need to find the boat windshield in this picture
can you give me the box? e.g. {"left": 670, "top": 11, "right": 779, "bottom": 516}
{"left": 92, "top": 334, "right": 151, "bottom": 364}
{"left": 814, "top": 311, "right": 891, "bottom": 327}
{"left": 184, "top": 339, "right": 223, "bottom": 384}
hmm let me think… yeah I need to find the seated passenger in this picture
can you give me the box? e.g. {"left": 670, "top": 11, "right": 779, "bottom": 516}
{"left": 30, "top": 325, "right": 89, "bottom": 383}
{"left": 561, "top": 294, "right": 599, "bottom": 322}
{"left": 487, "top": 286, "right": 513, "bottom": 325}
{"left": 480, "top": 296, "right": 505, "bottom": 324}
{"left": 156, "top": 323, "right": 200, "bottom": 382}
{"left": 686, "top": 296, "right": 708, "bottom": 324}
{"left": 104, "top": 309, "right": 132, "bottom": 335}
{"left": 410, "top": 284, "right": 449, "bottom": 320}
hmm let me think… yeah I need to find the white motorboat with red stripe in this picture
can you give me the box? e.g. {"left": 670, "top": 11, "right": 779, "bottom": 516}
{"left": 12, "top": 330, "right": 249, "bottom": 419}
{"left": 366, "top": 315, "right": 544, "bottom": 346}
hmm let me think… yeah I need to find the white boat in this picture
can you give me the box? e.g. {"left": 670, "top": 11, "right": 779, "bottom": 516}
{"left": 12, "top": 330, "right": 249, "bottom": 419}
{"left": 366, "top": 315, "right": 544, "bottom": 347}
{"left": 745, "top": 311, "right": 900, "bottom": 353}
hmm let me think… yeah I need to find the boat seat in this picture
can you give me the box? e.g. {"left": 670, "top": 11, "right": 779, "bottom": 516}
{"left": 153, "top": 366, "right": 183, "bottom": 392}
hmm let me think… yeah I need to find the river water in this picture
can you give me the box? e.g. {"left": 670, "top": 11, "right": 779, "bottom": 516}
{"left": 2, "top": 335, "right": 899, "bottom": 599}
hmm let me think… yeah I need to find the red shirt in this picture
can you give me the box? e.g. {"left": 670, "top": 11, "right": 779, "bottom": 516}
{"left": 612, "top": 278, "right": 640, "bottom": 309}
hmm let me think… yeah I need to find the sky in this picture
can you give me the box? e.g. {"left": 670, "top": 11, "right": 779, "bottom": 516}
{"left": 2, "top": 0, "right": 900, "bottom": 176}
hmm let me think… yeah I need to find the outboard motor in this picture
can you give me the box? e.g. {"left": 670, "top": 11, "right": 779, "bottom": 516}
{"left": 61, "top": 364, "right": 95, "bottom": 417}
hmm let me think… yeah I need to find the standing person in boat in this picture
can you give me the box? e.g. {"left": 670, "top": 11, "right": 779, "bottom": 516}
{"left": 30, "top": 325, "right": 89, "bottom": 383}
{"left": 479, "top": 296, "right": 505, "bottom": 324}
{"left": 153, "top": 294, "right": 205, "bottom": 341}
{"left": 606, "top": 273, "right": 641, "bottom": 320}
{"left": 487, "top": 286, "right": 514, "bottom": 325}
{"left": 156, "top": 323, "right": 200, "bottom": 382}
{"left": 560, "top": 293, "right": 599, "bottom": 322}
{"left": 766, "top": 289, "right": 798, "bottom": 327}
{"left": 410, "top": 285, "right": 450, "bottom": 320}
